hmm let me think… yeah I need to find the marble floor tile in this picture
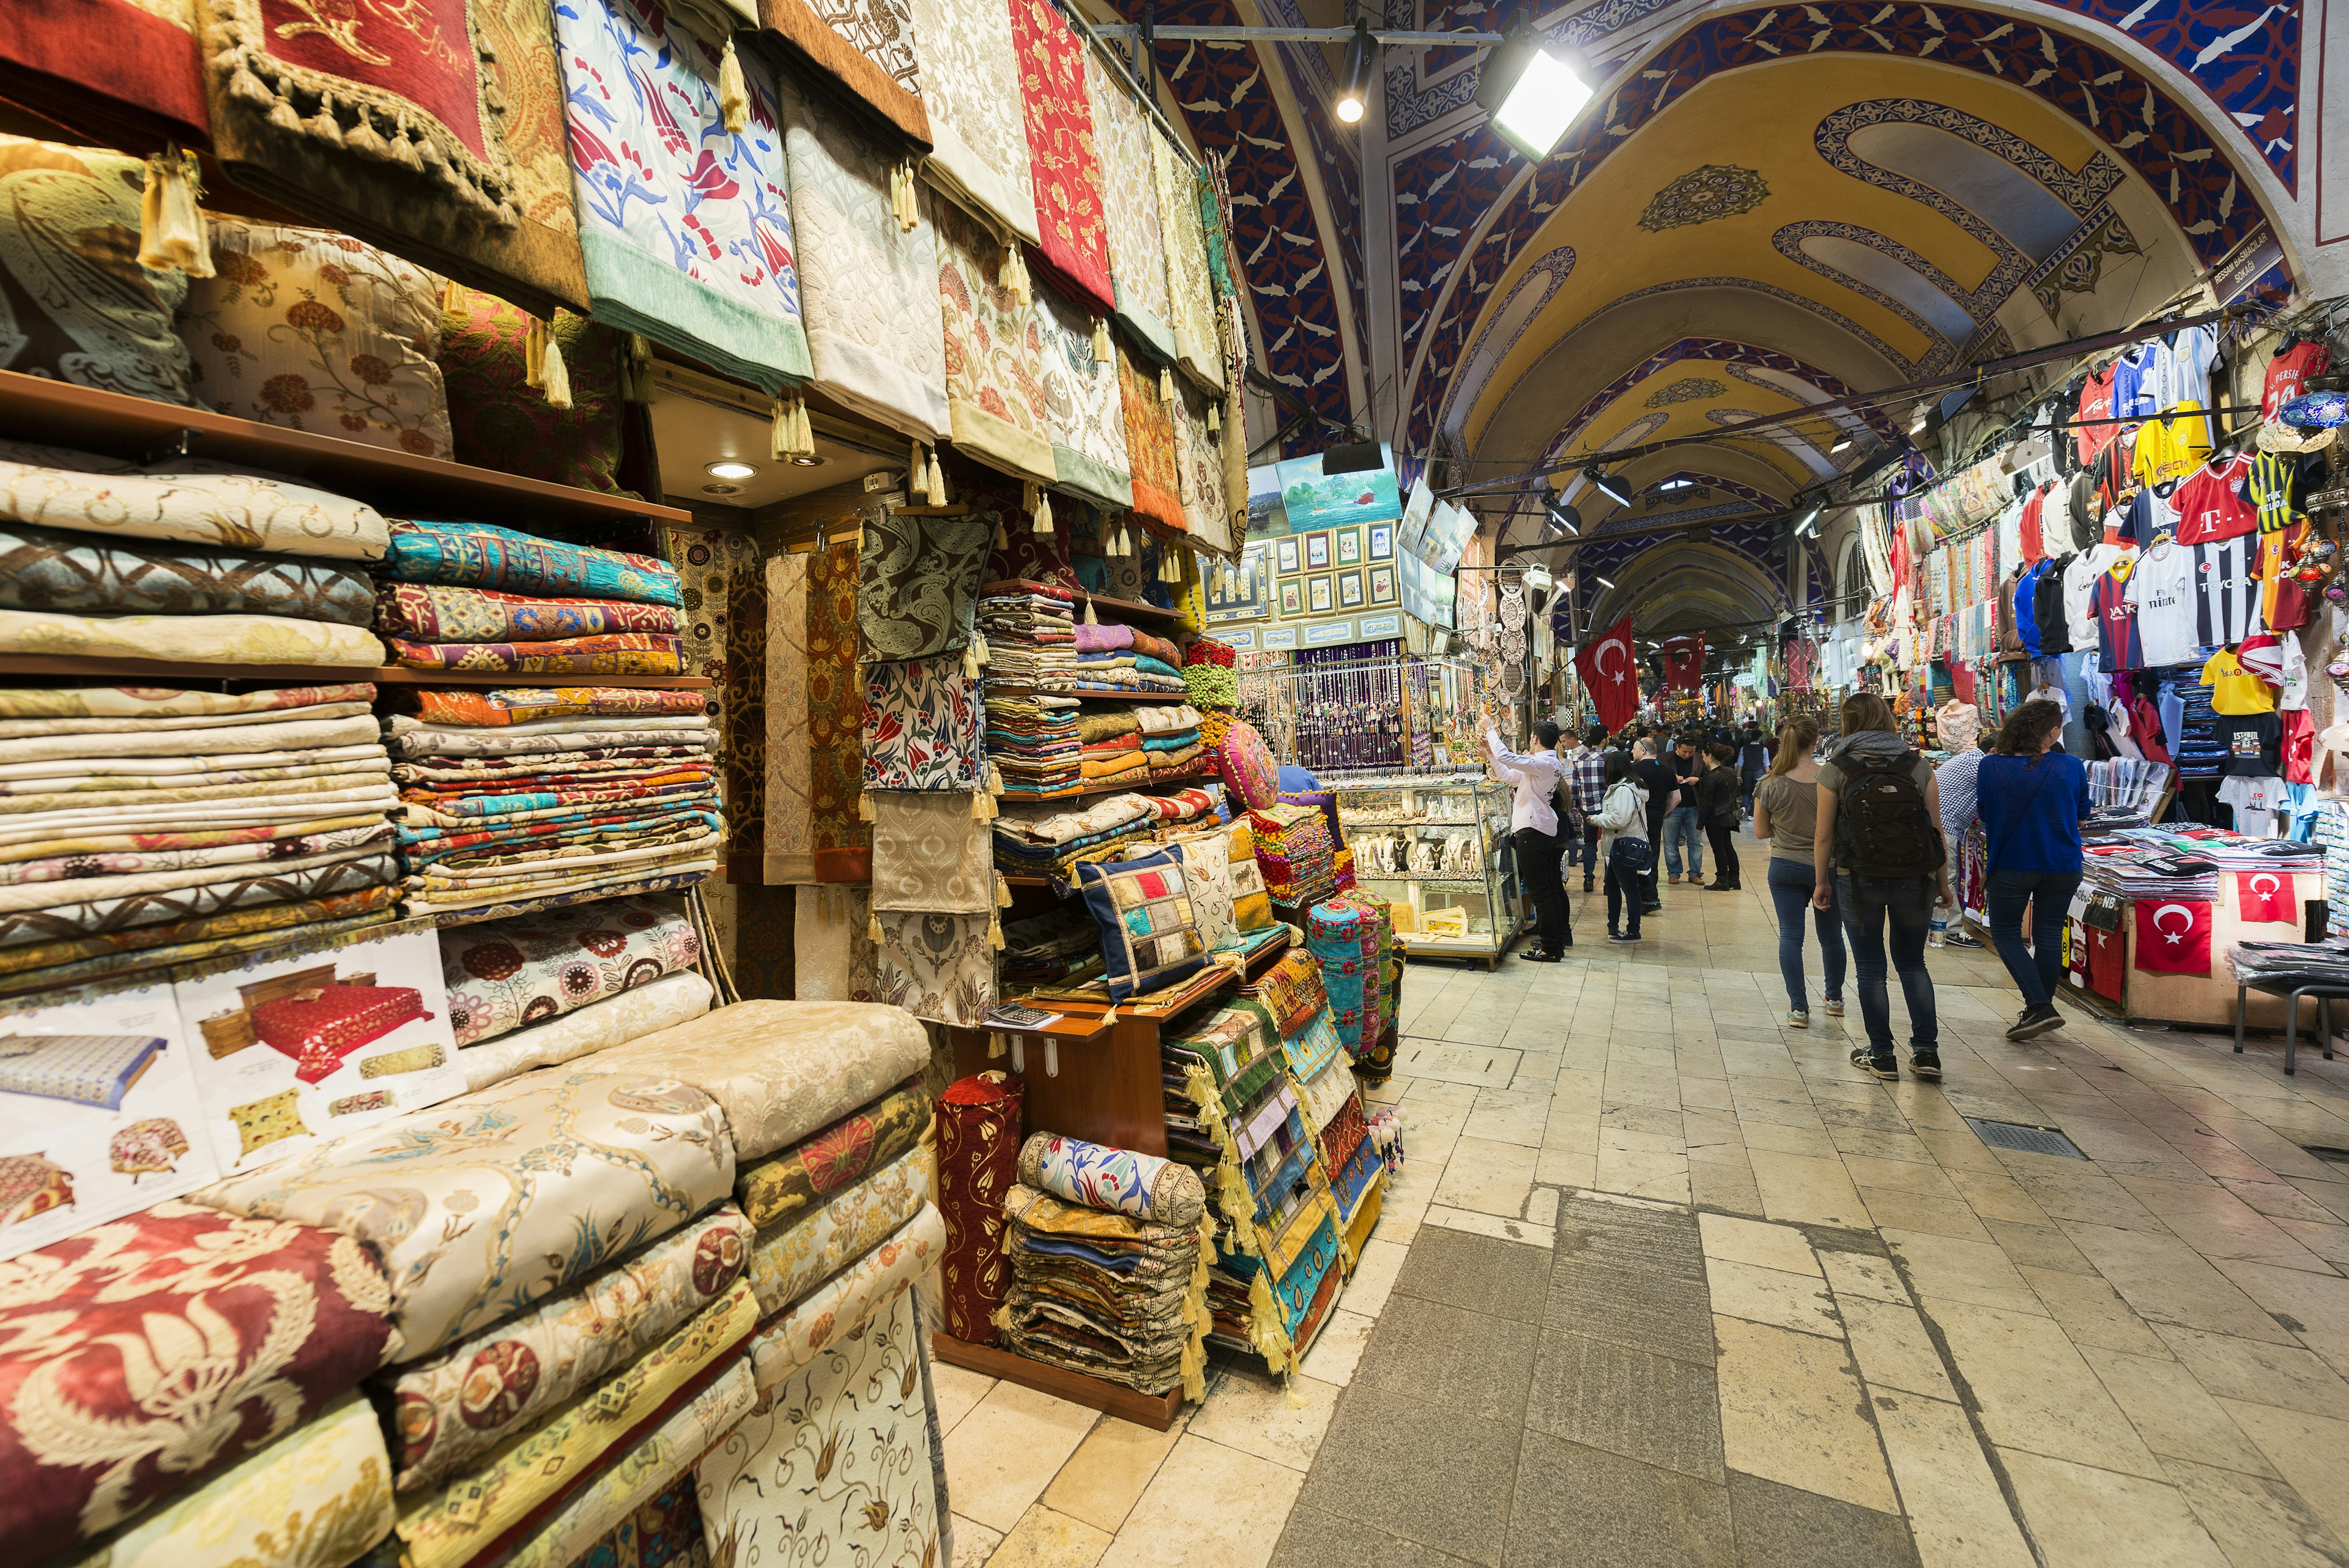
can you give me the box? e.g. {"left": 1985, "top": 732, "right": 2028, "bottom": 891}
{"left": 1868, "top": 1392, "right": 2035, "bottom": 1568}
{"left": 1748, "top": 1149, "right": 1876, "bottom": 1230}
{"left": 2220, "top": 1399, "right": 2349, "bottom": 1553}
{"left": 1819, "top": 1249, "right": 1910, "bottom": 1304}
{"left": 1883, "top": 1230, "right": 2046, "bottom": 1316}
{"left": 1187, "top": 1369, "right": 1343, "bottom": 1472}
{"left": 1698, "top": 1212, "right": 1823, "bottom": 1277}
{"left": 1298, "top": 1307, "right": 1375, "bottom": 1386}
{"left": 1431, "top": 1135, "right": 1542, "bottom": 1219}
{"left": 1840, "top": 1296, "right": 1955, "bottom": 1400}
{"left": 1923, "top": 1297, "right": 2162, "bottom": 1479}
{"left": 933, "top": 1362, "right": 995, "bottom": 1436}
{"left": 1858, "top": 1187, "right": 1997, "bottom": 1244}
{"left": 1712, "top": 1314, "right": 1900, "bottom": 1514}
{"left": 2017, "top": 1264, "right": 2170, "bottom": 1356}
{"left": 1999, "top": 1449, "right": 2230, "bottom": 1568}
{"left": 1098, "top": 1434, "right": 1308, "bottom": 1568}
{"left": 1340, "top": 1239, "right": 1410, "bottom": 1318}
{"left": 2060, "top": 1222, "right": 2301, "bottom": 1345}
{"left": 1707, "top": 1257, "right": 1844, "bottom": 1337}
{"left": 987, "top": 1504, "right": 1114, "bottom": 1568}
{"left": 2159, "top": 1457, "right": 2349, "bottom": 1568}
{"left": 946, "top": 1381, "right": 1103, "bottom": 1533}
{"left": 2077, "top": 1345, "right": 2279, "bottom": 1479}
{"left": 1041, "top": 1411, "right": 1190, "bottom": 1534}
{"left": 952, "top": 1514, "right": 1004, "bottom": 1568}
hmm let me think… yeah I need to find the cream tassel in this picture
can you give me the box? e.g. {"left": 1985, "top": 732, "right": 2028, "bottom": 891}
{"left": 971, "top": 789, "right": 996, "bottom": 822}
{"left": 926, "top": 446, "right": 947, "bottom": 505}
{"left": 138, "top": 149, "right": 213, "bottom": 277}
{"left": 995, "top": 874, "right": 1013, "bottom": 908}
{"left": 1001, "top": 242, "right": 1031, "bottom": 305}
{"left": 891, "top": 162, "right": 921, "bottom": 231}
{"left": 963, "top": 641, "right": 981, "bottom": 680}
{"left": 857, "top": 792, "right": 877, "bottom": 822}
{"left": 989, "top": 907, "right": 1004, "bottom": 949}
{"left": 718, "top": 36, "right": 749, "bottom": 134}
{"left": 1025, "top": 481, "right": 1053, "bottom": 535}
{"left": 1092, "top": 316, "right": 1113, "bottom": 365}
{"left": 1160, "top": 366, "right": 1175, "bottom": 403}
{"left": 539, "top": 330, "right": 573, "bottom": 411}
{"left": 870, "top": 911, "right": 885, "bottom": 943}
{"left": 1206, "top": 402, "right": 1220, "bottom": 434}
{"left": 623, "top": 333, "right": 655, "bottom": 402}
{"left": 770, "top": 389, "right": 814, "bottom": 459}
{"left": 1082, "top": 597, "right": 1097, "bottom": 625}
{"left": 973, "top": 629, "right": 990, "bottom": 667}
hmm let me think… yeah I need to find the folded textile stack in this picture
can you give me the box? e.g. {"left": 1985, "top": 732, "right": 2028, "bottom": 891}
{"left": 993, "top": 793, "right": 1160, "bottom": 884}
{"left": 0, "top": 440, "right": 390, "bottom": 667}
{"left": 375, "top": 521, "right": 686, "bottom": 675}
{"left": 1003, "top": 905, "right": 1108, "bottom": 986}
{"left": 996, "top": 1132, "right": 1210, "bottom": 1398}
{"left": 979, "top": 584, "right": 1079, "bottom": 698}
{"left": 1250, "top": 803, "right": 1338, "bottom": 912}
{"left": 388, "top": 686, "right": 721, "bottom": 912}
{"left": 1308, "top": 893, "right": 1393, "bottom": 1061}
{"left": 1077, "top": 708, "right": 1152, "bottom": 786}
{"left": 985, "top": 689, "right": 1082, "bottom": 797}
{"left": 0, "top": 683, "right": 402, "bottom": 991}
{"left": 1138, "top": 700, "right": 1207, "bottom": 781}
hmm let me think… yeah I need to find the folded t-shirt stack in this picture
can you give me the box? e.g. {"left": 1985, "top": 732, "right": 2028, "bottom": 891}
{"left": 376, "top": 521, "right": 686, "bottom": 675}
{"left": 388, "top": 686, "right": 721, "bottom": 913}
{"left": 0, "top": 683, "right": 400, "bottom": 993}
{"left": 997, "top": 1132, "right": 1210, "bottom": 1399}
{"left": 0, "top": 440, "right": 390, "bottom": 667}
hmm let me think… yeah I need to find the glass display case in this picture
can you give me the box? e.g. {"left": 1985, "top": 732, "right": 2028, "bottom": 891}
{"left": 1329, "top": 773, "right": 1525, "bottom": 968}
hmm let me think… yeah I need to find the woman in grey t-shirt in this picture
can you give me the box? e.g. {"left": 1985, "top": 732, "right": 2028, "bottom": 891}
{"left": 1752, "top": 716, "right": 1845, "bottom": 1027}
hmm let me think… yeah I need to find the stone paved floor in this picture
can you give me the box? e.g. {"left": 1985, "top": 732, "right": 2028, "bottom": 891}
{"left": 938, "top": 830, "right": 2349, "bottom": 1567}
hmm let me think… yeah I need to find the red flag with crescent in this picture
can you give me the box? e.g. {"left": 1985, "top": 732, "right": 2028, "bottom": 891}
{"left": 2133, "top": 899, "right": 2213, "bottom": 976}
{"left": 1576, "top": 615, "right": 1641, "bottom": 733}
{"left": 2237, "top": 871, "right": 2297, "bottom": 925}
{"left": 1662, "top": 636, "right": 1705, "bottom": 694}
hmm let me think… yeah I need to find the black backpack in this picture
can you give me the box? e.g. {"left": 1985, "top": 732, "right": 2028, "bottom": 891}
{"left": 1834, "top": 751, "right": 1946, "bottom": 877}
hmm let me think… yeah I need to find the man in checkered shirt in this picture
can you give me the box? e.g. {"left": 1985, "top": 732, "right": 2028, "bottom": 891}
{"left": 1560, "top": 724, "right": 1609, "bottom": 891}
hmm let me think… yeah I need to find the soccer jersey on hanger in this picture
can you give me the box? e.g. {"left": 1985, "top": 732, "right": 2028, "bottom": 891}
{"left": 2190, "top": 535, "right": 2261, "bottom": 648}
{"left": 2124, "top": 540, "right": 2197, "bottom": 666}
{"left": 2172, "top": 453, "right": 2257, "bottom": 544}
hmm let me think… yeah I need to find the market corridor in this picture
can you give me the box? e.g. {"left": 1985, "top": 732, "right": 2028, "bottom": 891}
{"left": 935, "top": 846, "right": 2349, "bottom": 1568}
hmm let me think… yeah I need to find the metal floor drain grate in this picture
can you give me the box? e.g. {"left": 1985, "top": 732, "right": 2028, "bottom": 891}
{"left": 1966, "top": 1117, "right": 2087, "bottom": 1160}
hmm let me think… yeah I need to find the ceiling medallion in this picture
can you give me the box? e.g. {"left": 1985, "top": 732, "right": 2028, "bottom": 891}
{"left": 1645, "top": 376, "right": 1726, "bottom": 408}
{"left": 1638, "top": 165, "right": 1770, "bottom": 232}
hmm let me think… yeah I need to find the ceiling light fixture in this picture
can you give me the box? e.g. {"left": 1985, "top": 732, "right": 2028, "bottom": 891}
{"left": 1830, "top": 436, "right": 1853, "bottom": 453}
{"left": 1472, "top": 16, "right": 1594, "bottom": 163}
{"left": 789, "top": 454, "right": 824, "bottom": 467}
{"left": 1545, "top": 499, "right": 1580, "bottom": 537}
{"left": 706, "top": 460, "right": 759, "bottom": 480}
{"left": 1594, "top": 574, "right": 1616, "bottom": 589}
{"left": 1657, "top": 478, "right": 1693, "bottom": 492}
{"left": 1794, "top": 502, "right": 1823, "bottom": 537}
{"left": 1585, "top": 464, "right": 1634, "bottom": 508}
{"left": 1336, "top": 20, "right": 1378, "bottom": 125}
{"left": 1521, "top": 564, "right": 1553, "bottom": 593}
{"left": 1908, "top": 405, "right": 1929, "bottom": 436}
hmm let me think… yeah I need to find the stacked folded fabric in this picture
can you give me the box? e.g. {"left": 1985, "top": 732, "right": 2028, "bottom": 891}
{"left": 31, "top": 999, "right": 948, "bottom": 1568}
{"left": 1076, "top": 708, "right": 1152, "bottom": 786}
{"left": 375, "top": 521, "right": 686, "bottom": 675}
{"left": 986, "top": 597, "right": 1186, "bottom": 696}
{"left": 993, "top": 793, "right": 1160, "bottom": 885}
{"left": 985, "top": 689, "right": 1081, "bottom": 797}
{"left": 996, "top": 1132, "right": 1209, "bottom": 1398}
{"left": 0, "top": 441, "right": 391, "bottom": 667}
{"left": 979, "top": 584, "right": 1078, "bottom": 689}
{"left": 1250, "top": 803, "right": 1338, "bottom": 912}
{"left": 1002, "top": 905, "right": 1108, "bottom": 986}
{"left": 389, "top": 686, "right": 721, "bottom": 912}
{"left": 0, "top": 683, "right": 401, "bottom": 991}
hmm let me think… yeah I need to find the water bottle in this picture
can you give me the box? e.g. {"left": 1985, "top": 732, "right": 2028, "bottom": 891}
{"left": 1928, "top": 910, "right": 1948, "bottom": 948}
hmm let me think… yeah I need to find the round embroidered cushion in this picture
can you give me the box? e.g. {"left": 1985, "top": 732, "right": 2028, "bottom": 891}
{"left": 1212, "top": 718, "right": 1280, "bottom": 809}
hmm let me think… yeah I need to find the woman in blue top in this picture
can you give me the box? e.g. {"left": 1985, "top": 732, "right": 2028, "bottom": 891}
{"left": 1976, "top": 699, "right": 2093, "bottom": 1042}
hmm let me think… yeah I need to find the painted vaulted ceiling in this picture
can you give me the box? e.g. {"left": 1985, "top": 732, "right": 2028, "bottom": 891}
{"left": 1100, "top": 0, "right": 2315, "bottom": 640}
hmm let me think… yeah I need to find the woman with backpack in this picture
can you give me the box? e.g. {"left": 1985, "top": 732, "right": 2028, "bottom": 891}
{"left": 1593, "top": 751, "right": 1652, "bottom": 943}
{"left": 1812, "top": 693, "right": 1953, "bottom": 1081}
{"left": 1975, "top": 698, "right": 2093, "bottom": 1041}
{"left": 1753, "top": 716, "right": 1846, "bottom": 1027}
{"left": 1698, "top": 741, "right": 1743, "bottom": 890}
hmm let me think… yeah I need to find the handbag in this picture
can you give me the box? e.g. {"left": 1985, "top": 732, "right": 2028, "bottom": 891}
{"left": 1609, "top": 833, "right": 1653, "bottom": 876}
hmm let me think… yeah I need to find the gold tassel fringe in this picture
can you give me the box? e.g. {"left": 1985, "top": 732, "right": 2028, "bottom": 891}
{"left": 1160, "top": 366, "right": 1176, "bottom": 402}
{"left": 138, "top": 149, "right": 213, "bottom": 277}
{"left": 770, "top": 389, "right": 814, "bottom": 459}
{"left": 718, "top": 36, "right": 749, "bottom": 134}
{"left": 538, "top": 331, "right": 573, "bottom": 411}
{"left": 1091, "top": 316, "right": 1113, "bottom": 365}
{"left": 856, "top": 792, "right": 877, "bottom": 822}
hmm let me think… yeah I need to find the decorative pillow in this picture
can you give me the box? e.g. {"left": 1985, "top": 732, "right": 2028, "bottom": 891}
{"left": 0, "top": 136, "right": 193, "bottom": 403}
{"left": 1016, "top": 1131, "right": 1205, "bottom": 1225}
{"left": 439, "top": 895, "right": 702, "bottom": 1047}
{"left": 858, "top": 507, "right": 992, "bottom": 664}
{"left": 1074, "top": 849, "right": 1205, "bottom": 1001}
{"left": 1168, "top": 828, "right": 1236, "bottom": 952}
{"left": 180, "top": 219, "right": 453, "bottom": 459}
{"left": 1225, "top": 820, "right": 1275, "bottom": 932}
{"left": 1212, "top": 718, "right": 1280, "bottom": 809}
{"left": 937, "top": 1071, "right": 1023, "bottom": 1343}
{"left": 440, "top": 286, "right": 635, "bottom": 496}
{"left": 863, "top": 655, "right": 982, "bottom": 792}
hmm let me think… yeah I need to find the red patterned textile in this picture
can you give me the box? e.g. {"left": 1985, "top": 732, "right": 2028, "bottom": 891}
{"left": 1009, "top": 0, "right": 1114, "bottom": 319}
{"left": 1116, "top": 346, "right": 1185, "bottom": 532}
{"left": 387, "top": 633, "right": 685, "bottom": 675}
{"left": 0, "top": 1199, "right": 393, "bottom": 1561}
{"left": 251, "top": 985, "right": 431, "bottom": 1083}
{"left": 936, "top": 1070, "right": 1024, "bottom": 1343}
{"left": 0, "top": 0, "right": 207, "bottom": 152}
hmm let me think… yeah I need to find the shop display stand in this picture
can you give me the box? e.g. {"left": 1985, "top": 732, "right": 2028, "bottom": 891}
{"left": 1329, "top": 774, "right": 1524, "bottom": 968}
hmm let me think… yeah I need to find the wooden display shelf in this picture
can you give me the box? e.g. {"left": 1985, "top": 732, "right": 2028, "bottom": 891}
{"left": 930, "top": 1332, "right": 1184, "bottom": 1430}
{"left": 0, "top": 370, "right": 690, "bottom": 527}
{"left": 984, "top": 685, "right": 1192, "bottom": 703}
{"left": 0, "top": 655, "right": 713, "bottom": 689}
{"left": 982, "top": 580, "right": 1187, "bottom": 626}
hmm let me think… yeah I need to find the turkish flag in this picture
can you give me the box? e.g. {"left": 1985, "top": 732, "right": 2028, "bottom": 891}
{"left": 2087, "top": 924, "right": 2124, "bottom": 999}
{"left": 2134, "top": 899, "right": 2213, "bottom": 976}
{"left": 1662, "top": 635, "right": 1705, "bottom": 694}
{"left": 2237, "top": 871, "right": 2298, "bottom": 925}
{"left": 1576, "top": 614, "right": 1641, "bottom": 733}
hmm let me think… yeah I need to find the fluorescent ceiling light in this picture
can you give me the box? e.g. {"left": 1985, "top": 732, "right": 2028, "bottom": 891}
{"left": 1472, "top": 23, "right": 1593, "bottom": 162}
{"left": 706, "top": 460, "right": 758, "bottom": 480}
{"left": 1594, "top": 574, "right": 1615, "bottom": 589}
{"left": 1337, "top": 21, "right": 1376, "bottom": 125}
{"left": 1830, "top": 436, "right": 1853, "bottom": 453}
{"left": 1794, "top": 502, "right": 1822, "bottom": 537}
{"left": 1657, "top": 478, "right": 1693, "bottom": 492}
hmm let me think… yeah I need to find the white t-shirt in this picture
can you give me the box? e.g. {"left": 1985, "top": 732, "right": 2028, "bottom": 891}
{"left": 1995, "top": 499, "right": 2028, "bottom": 581}
{"left": 2063, "top": 542, "right": 2126, "bottom": 648}
{"left": 2282, "top": 633, "right": 2310, "bottom": 712}
{"left": 2125, "top": 540, "right": 2199, "bottom": 667}
{"left": 2191, "top": 536, "right": 2261, "bottom": 648}
{"left": 2152, "top": 326, "right": 2223, "bottom": 447}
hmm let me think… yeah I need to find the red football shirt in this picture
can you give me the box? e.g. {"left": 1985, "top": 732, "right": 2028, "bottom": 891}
{"left": 2263, "top": 341, "right": 2333, "bottom": 419}
{"left": 2019, "top": 484, "right": 2046, "bottom": 563}
{"left": 2077, "top": 365, "right": 2117, "bottom": 464}
{"left": 2172, "top": 453, "right": 2257, "bottom": 545}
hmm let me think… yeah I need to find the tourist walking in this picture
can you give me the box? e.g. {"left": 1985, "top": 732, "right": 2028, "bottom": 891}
{"left": 1594, "top": 752, "right": 1652, "bottom": 943}
{"left": 1699, "top": 740, "right": 1743, "bottom": 890}
{"left": 1813, "top": 693, "right": 1951, "bottom": 1081}
{"left": 1737, "top": 723, "right": 1772, "bottom": 816}
{"left": 1753, "top": 717, "right": 1846, "bottom": 1027}
{"left": 1562, "top": 724, "right": 1609, "bottom": 892}
{"left": 1933, "top": 726, "right": 1998, "bottom": 949}
{"left": 1975, "top": 699, "right": 2091, "bottom": 1039}
{"left": 1486, "top": 720, "right": 1573, "bottom": 960}
{"left": 1662, "top": 735, "right": 1705, "bottom": 884}
{"left": 1630, "top": 737, "right": 1677, "bottom": 913}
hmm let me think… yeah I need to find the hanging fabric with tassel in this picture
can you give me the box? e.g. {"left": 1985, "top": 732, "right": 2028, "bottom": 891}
{"left": 770, "top": 388, "right": 815, "bottom": 459}
{"left": 717, "top": 35, "right": 749, "bottom": 133}
{"left": 1091, "top": 318, "right": 1113, "bottom": 365}
{"left": 1159, "top": 366, "right": 1176, "bottom": 403}
{"left": 622, "top": 333, "right": 655, "bottom": 403}
{"left": 522, "top": 317, "right": 574, "bottom": 411}
{"left": 890, "top": 162, "right": 922, "bottom": 232}
{"left": 137, "top": 148, "right": 213, "bottom": 278}
{"left": 1022, "top": 481, "right": 1053, "bottom": 535}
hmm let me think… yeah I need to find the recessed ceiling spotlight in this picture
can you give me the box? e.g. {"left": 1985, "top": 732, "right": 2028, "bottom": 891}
{"left": 789, "top": 454, "right": 824, "bottom": 467}
{"left": 702, "top": 483, "right": 743, "bottom": 496}
{"left": 706, "top": 460, "right": 758, "bottom": 480}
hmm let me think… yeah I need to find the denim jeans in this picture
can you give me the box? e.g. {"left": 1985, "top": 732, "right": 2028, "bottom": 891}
{"left": 1767, "top": 858, "right": 1846, "bottom": 1012}
{"left": 1568, "top": 821, "right": 1600, "bottom": 882}
{"left": 1986, "top": 868, "right": 2082, "bottom": 1009}
{"left": 1661, "top": 805, "right": 1704, "bottom": 879}
{"left": 1836, "top": 872, "right": 1939, "bottom": 1057}
{"left": 1605, "top": 858, "right": 1642, "bottom": 936}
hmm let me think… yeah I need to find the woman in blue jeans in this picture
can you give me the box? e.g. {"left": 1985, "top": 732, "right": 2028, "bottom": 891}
{"left": 1975, "top": 698, "right": 2092, "bottom": 1042}
{"left": 1751, "top": 716, "right": 1846, "bottom": 1027}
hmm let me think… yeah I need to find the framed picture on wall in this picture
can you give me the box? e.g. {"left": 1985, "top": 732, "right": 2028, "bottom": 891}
{"left": 1275, "top": 537, "right": 1301, "bottom": 576}
{"left": 1335, "top": 526, "right": 1362, "bottom": 565}
{"left": 1304, "top": 531, "right": 1331, "bottom": 570}
{"left": 1307, "top": 574, "right": 1333, "bottom": 613}
{"left": 1368, "top": 523, "right": 1394, "bottom": 561}
{"left": 1279, "top": 579, "right": 1303, "bottom": 615}
{"left": 1368, "top": 565, "right": 1397, "bottom": 604}
{"left": 1338, "top": 569, "right": 1365, "bottom": 607}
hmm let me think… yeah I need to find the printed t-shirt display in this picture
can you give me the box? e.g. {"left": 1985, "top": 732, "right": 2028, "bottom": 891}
{"left": 2171, "top": 454, "right": 2257, "bottom": 544}
{"left": 2132, "top": 415, "right": 2208, "bottom": 492}
{"left": 2201, "top": 649, "right": 2276, "bottom": 715}
{"left": 2264, "top": 340, "right": 2332, "bottom": 418}
{"left": 2123, "top": 543, "right": 2197, "bottom": 666}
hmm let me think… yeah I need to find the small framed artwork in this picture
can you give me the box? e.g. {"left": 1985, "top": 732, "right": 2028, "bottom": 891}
{"left": 1275, "top": 537, "right": 1301, "bottom": 576}
{"left": 1368, "top": 523, "right": 1395, "bottom": 562}
{"left": 1338, "top": 569, "right": 1365, "bottom": 608}
{"left": 1368, "top": 565, "right": 1397, "bottom": 604}
{"left": 1278, "top": 579, "right": 1304, "bottom": 615}
{"left": 1336, "top": 526, "right": 1362, "bottom": 566}
{"left": 1307, "top": 574, "right": 1334, "bottom": 613}
{"left": 1304, "top": 531, "right": 1332, "bottom": 570}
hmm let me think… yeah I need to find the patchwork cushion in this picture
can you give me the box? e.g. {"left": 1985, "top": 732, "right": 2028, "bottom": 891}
{"left": 180, "top": 219, "right": 451, "bottom": 459}
{"left": 1075, "top": 849, "right": 1206, "bottom": 1002}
